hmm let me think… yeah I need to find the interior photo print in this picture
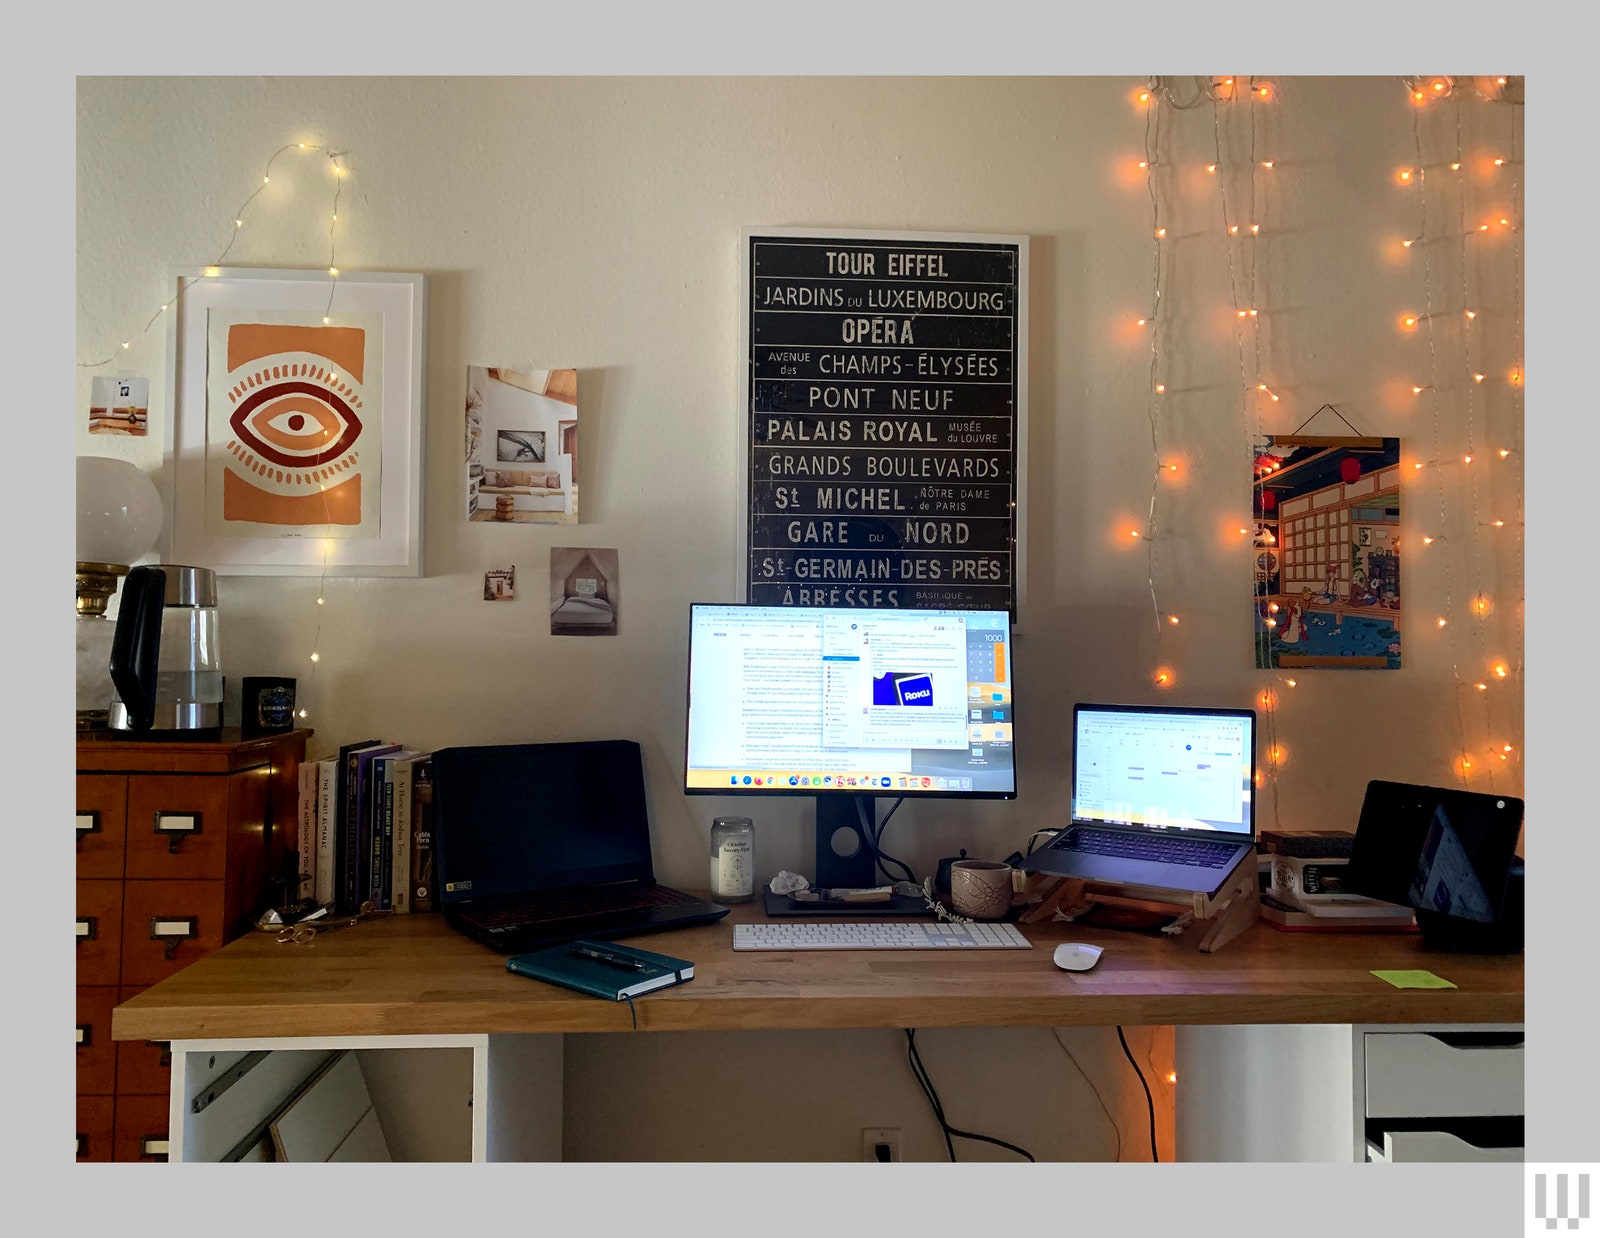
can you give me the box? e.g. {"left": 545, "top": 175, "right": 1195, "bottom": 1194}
{"left": 549, "top": 547, "right": 619, "bottom": 636}
{"left": 464, "top": 365, "right": 578, "bottom": 524}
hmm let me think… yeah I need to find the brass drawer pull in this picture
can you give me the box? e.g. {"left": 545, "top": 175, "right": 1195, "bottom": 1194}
{"left": 154, "top": 811, "right": 202, "bottom": 853}
{"left": 150, "top": 916, "right": 199, "bottom": 959}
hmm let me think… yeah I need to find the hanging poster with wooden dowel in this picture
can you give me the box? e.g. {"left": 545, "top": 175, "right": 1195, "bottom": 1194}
{"left": 740, "top": 228, "right": 1028, "bottom": 622}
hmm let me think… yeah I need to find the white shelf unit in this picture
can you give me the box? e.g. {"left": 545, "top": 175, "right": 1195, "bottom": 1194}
{"left": 168, "top": 1033, "right": 563, "bottom": 1163}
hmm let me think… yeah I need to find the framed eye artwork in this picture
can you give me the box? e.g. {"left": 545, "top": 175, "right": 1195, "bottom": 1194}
{"left": 163, "top": 266, "right": 427, "bottom": 576}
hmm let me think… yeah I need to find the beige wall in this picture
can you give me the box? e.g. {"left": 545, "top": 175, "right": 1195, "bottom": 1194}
{"left": 75, "top": 76, "right": 1523, "bottom": 1160}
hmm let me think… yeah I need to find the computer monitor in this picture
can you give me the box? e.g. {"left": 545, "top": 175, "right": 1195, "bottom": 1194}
{"left": 684, "top": 602, "right": 1016, "bottom": 887}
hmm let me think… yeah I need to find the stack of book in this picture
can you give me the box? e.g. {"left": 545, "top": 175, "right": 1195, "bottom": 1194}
{"left": 295, "top": 740, "right": 436, "bottom": 915}
{"left": 1254, "top": 829, "right": 1415, "bottom": 932}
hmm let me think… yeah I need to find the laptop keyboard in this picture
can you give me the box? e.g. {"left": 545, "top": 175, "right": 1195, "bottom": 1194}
{"left": 1065, "top": 827, "right": 1241, "bottom": 869}
{"left": 461, "top": 884, "right": 703, "bottom": 929}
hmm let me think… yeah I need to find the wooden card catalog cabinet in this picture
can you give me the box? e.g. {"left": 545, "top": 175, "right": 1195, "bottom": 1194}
{"left": 75, "top": 729, "right": 307, "bottom": 1162}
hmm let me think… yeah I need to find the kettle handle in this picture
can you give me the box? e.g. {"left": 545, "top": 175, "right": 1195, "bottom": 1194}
{"left": 109, "top": 566, "right": 166, "bottom": 731}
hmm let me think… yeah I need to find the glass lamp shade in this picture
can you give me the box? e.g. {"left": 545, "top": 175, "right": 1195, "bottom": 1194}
{"left": 77, "top": 456, "right": 163, "bottom": 568}
{"left": 76, "top": 457, "right": 163, "bottom": 729}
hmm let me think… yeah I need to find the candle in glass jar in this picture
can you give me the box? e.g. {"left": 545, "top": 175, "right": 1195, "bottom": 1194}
{"left": 709, "top": 816, "right": 754, "bottom": 902}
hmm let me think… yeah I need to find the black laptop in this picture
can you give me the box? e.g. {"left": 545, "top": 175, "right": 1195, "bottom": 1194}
{"left": 1019, "top": 703, "right": 1258, "bottom": 896}
{"left": 431, "top": 739, "right": 729, "bottom": 954}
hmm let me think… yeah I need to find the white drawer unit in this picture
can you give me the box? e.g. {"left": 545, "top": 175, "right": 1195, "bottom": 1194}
{"left": 1357, "top": 1024, "right": 1524, "bottom": 1163}
{"left": 1173, "top": 1022, "right": 1524, "bottom": 1162}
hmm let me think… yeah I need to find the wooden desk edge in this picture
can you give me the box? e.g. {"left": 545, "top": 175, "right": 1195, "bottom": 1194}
{"left": 109, "top": 911, "right": 1524, "bottom": 1042}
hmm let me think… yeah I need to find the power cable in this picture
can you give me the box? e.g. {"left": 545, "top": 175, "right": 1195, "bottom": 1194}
{"left": 1116, "top": 1025, "right": 1160, "bottom": 1162}
{"left": 904, "top": 1028, "right": 1036, "bottom": 1162}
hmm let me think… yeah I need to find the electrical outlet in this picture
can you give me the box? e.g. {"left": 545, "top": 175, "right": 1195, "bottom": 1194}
{"left": 861, "top": 1126, "right": 901, "bottom": 1162}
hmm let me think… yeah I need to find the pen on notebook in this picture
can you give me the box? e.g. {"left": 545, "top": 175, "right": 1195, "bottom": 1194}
{"left": 569, "top": 945, "right": 651, "bottom": 972}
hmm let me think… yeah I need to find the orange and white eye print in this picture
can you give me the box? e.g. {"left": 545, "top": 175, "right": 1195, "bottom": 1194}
{"left": 205, "top": 309, "right": 385, "bottom": 538}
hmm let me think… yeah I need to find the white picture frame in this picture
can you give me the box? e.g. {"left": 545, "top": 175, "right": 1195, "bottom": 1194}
{"left": 163, "top": 266, "right": 427, "bottom": 576}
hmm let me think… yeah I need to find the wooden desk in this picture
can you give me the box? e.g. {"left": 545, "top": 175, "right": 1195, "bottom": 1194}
{"left": 114, "top": 903, "right": 1521, "bottom": 1041}
{"left": 111, "top": 905, "right": 1523, "bottom": 1163}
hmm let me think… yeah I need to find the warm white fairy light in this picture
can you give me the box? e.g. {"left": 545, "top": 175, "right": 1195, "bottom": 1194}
{"left": 80, "top": 141, "right": 352, "bottom": 369}
{"left": 1212, "top": 75, "right": 1282, "bottom": 828}
{"left": 81, "top": 138, "right": 362, "bottom": 729}
{"left": 1402, "top": 77, "right": 1525, "bottom": 787}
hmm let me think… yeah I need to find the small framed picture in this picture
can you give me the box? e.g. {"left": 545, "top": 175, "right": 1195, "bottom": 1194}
{"left": 484, "top": 567, "right": 516, "bottom": 601}
{"left": 497, "top": 430, "right": 545, "bottom": 463}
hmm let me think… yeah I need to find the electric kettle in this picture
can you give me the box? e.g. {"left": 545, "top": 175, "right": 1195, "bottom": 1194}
{"left": 108, "top": 564, "right": 225, "bottom": 736}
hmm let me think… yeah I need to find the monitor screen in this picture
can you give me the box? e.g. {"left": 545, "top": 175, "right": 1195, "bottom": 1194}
{"left": 684, "top": 602, "right": 1016, "bottom": 799}
{"left": 1071, "top": 704, "right": 1255, "bottom": 837}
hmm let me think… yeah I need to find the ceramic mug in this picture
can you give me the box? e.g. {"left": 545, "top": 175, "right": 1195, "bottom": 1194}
{"left": 949, "top": 860, "right": 1015, "bottom": 920}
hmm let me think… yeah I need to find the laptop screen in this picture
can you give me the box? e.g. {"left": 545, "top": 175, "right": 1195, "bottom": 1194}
{"left": 431, "top": 740, "right": 656, "bottom": 904}
{"left": 1072, "top": 704, "right": 1256, "bottom": 838}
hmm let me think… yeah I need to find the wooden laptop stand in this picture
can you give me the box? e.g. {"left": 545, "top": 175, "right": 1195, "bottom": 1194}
{"left": 1017, "top": 861, "right": 1261, "bottom": 954}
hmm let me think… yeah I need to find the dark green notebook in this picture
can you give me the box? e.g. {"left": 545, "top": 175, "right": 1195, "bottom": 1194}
{"left": 505, "top": 939, "right": 694, "bottom": 1000}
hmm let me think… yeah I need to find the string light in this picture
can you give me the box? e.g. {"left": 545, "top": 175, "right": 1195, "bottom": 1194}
{"left": 82, "top": 138, "right": 359, "bottom": 729}
{"left": 80, "top": 141, "right": 352, "bottom": 370}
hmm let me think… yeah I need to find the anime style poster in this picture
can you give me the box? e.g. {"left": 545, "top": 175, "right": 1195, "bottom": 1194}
{"left": 1253, "top": 435, "right": 1402, "bottom": 670}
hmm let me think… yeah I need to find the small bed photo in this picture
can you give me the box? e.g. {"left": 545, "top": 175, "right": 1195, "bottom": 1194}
{"left": 550, "top": 548, "right": 619, "bottom": 636}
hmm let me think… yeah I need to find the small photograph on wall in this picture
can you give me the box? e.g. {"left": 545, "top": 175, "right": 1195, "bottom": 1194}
{"left": 464, "top": 365, "right": 578, "bottom": 525}
{"left": 1253, "top": 434, "right": 1402, "bottom": 670}
{"left": 88, "top": 376, "right": 149, "bottom": 436}
{"left": 484, "top": 567, "right": 515, "bottom": 601}
{"left": 550, "top": 547, "right": 619, "bottom": 636}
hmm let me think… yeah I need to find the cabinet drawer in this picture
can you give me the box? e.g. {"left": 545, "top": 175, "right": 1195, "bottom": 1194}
{"left": 76, "top": 775, "right": 127, "bottom": 879}
{"left": 1367, "top": 1124, "right": 1523, "bottom": 1163}
{"left": 125, "top": 774, "right": 232, "bottom": 880}
{"left": 120, "top": 880, "right": 226, "bottom": 986}
{"left": 77, "top": 1094, "right": 115, "bottom": 1162}
{"left": 77, "top": 985, "right": 119, "bottom": 1095}
{"left": 1364, "top": 1031, "right": 1523, "bottom": 1119}
{"left": 116, "top": 985, "right": 172, "bottom": 1096}
{"left": 76, "top": 880, "right": 123, "bottom": 986}
{"left": 114, "top": 1093, "right": 171, "bottom": 1162}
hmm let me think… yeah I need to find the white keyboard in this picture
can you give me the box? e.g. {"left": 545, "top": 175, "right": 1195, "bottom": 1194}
{"left": 733, "top": 921, "right": 1032, "bottom": 951}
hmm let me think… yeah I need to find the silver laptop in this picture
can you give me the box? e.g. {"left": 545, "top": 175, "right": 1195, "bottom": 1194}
{"left": 1019, "top": 703, "right": 1257, "bottom": 896}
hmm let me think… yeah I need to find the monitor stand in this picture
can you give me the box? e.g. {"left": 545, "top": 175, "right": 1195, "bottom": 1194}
{"left": 814, "top": 794, "right": 880, "bottom": 888}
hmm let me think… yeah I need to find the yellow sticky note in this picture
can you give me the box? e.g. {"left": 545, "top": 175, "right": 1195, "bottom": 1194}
{"left": 1372, "top": 969, "right": 1457, "bottom": 990}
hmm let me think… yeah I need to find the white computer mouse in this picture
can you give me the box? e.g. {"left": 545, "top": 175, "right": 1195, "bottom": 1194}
{"left": 1053, "top": 942, "right": 1104, "bottom": 972}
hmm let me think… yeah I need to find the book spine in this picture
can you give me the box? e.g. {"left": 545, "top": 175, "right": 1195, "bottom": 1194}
{"left": 341, "top": 752, "right": 363, "bottom": 914}
{"left": 366, "top": 756, "right": 387, "bottom": 910}
{"left": 379, "top": 766, "right": 396, "bottom": 912}
{"left": 391, "top": 759, "right": 413, "bottom": 914}
{"left": 314, "top": 761, "right": 335, "bottom": 906}
{"left": 411, "top": 758, "right": 434, "bottom": 912}
{"left": 296, "top": 761, "right": 317, "bottom": 901}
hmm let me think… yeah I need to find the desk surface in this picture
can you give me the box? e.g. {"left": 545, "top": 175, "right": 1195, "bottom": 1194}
{"left": 112, "top": 902, "right": 1524, "bottom": 1042}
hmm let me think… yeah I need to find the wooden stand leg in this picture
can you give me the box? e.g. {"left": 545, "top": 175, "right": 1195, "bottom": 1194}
{"left": 1190, "top": 865, "right": 1261, "bottom": 954}
{"left": 1016, "top": 862, "right": 1260, "bottom": 954}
